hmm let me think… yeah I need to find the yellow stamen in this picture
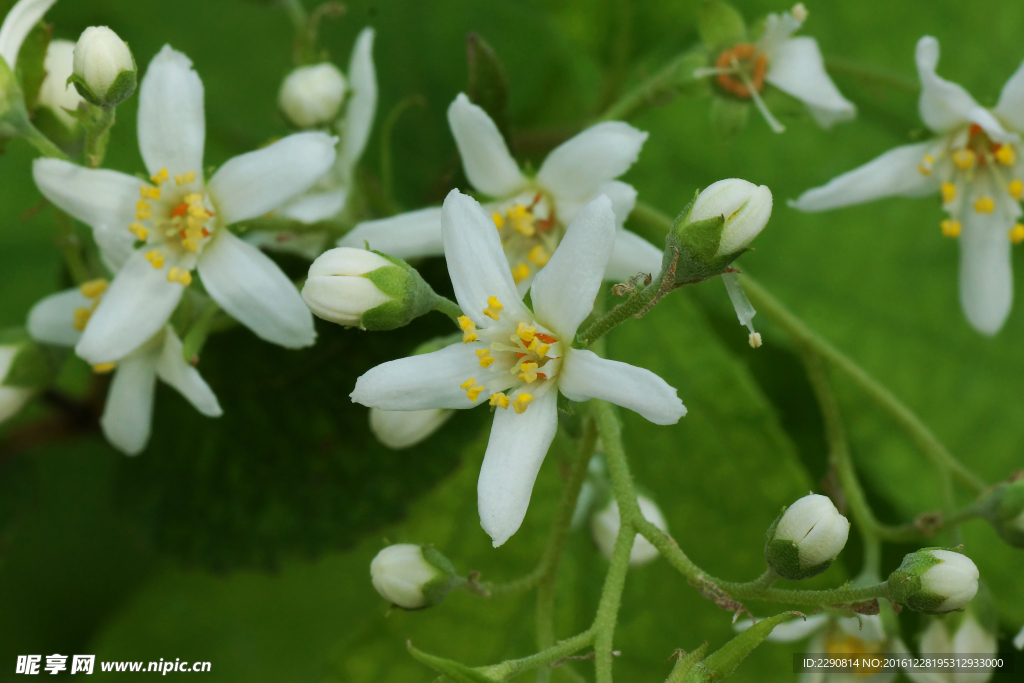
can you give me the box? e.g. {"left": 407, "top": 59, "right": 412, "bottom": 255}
{"left": 492, "top": 211, "right": 506, "bottom": 229}
{"left": 128, "top": 222, "right": 149, "bottom": 240}
{"left": 151, "top": 168, "right": 169, "bottom": 185}
{"left": 1009, "top": 179, "right": 1024, "bottom": 201}
{"left": 78, "top": 278, "right": 108, "bottom": 299}
{"left": 177, "top": 270, "right": 193, "bottom": 286}
{"left": 460, "top": 377, "right": 484, "bottom": 402}
{"left": 940, "top": 182, "right": 956, "bottom": 204}
{"left": 508, "top": 204, "right": 536, "bottom": 236}
{"left": 516, "top": 322, "right": 536, "bottom": 342}
{"left": 941, "top": 219, "right": 961, "bottom": 238}
{"left": 92, "top": 362, "right": 116, "bottom": 374}
{"left": 175, "top": 171, "right": 196, "bottom": 186}
{"left": 489, "top": 392, "right": 510, "bottom": 409}
{"left": 140, "top": 185, "right": 162, "bottom": 201}
{"left": 144, "top": 249, "right": 165, "bottom": 269}
{"left": 476, "top": 348, "right": 494, "bottom": 368}
{"left": 483, "top": 296, "right": 504, "bottom": 321}
{"left": 72, "top": 307, "right": 92, "bottom": 331}
{"left": 512, "top": 393, "right": 534, "bottom": 414}
{"left": 917, "top": 153, "right": 936, "bottom": 176}
{"left": 536, "top": 344, "right": 550, "bottom": 357}
{"left": 511, "top": 262, "right": 530, "bottom": 283}
{"left": 458, "top": 315, "right": 478, "bottom": 343}
{"left": 952, "top": 148, "right": 976, "bottom": 170}
{"left": 136, "top": 200, "right": 152, "bottom": 220}
{"left": 518, "top": 361, "right": 539, "bottom": 383}
{"left": 996, "top": 145, "right": 1017, "bottom": 166}
{"left": 974, "top": 196, "right": 995, "bottom": 214}
{"left": 1011, "top": 224, "right": 1024, "bottom": 245}
{"left": 527, "top": 245, "right": 550, "bottom": 267}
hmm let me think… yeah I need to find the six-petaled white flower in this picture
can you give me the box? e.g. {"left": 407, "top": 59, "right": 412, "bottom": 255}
{"left": 340, "top": 93, "right": 663, "bottom": 292}
{"left": 793, "top": 36, "right": 1024, "bottom": 335}
{"left": 32, "top": 45, "right": 338, "bottom": 365}
{"left": 350, "top": 190, "right": 685, "bottom": 547}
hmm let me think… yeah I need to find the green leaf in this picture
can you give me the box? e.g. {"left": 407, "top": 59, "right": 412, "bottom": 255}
{"left": 465, "top": 33, "right": 511, "bottom": 144}
{"left": 407, "top": 641, "right": 500, "bottom": 683}
{"left": 691, "top": 611, "right": 806, "bottom": 681}
{"left": 698, "top": 1, "right": 747, "bottom": 52}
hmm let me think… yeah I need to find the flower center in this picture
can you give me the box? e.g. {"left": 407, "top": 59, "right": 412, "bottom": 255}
{"left": 714, "top": 44, "right": 768, "bottom": 98}
{"left": 491, "top": 193, "right": 560, "bottom": 285}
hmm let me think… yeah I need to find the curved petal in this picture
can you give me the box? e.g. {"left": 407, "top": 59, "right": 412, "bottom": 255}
{"left": 447, "top": 93, "right": 525, "bottom": 198}
{"left": 556, "top": 179, "right": 637, "bottom": 228}
{"left": 369, "top": 407, "right": 454, "bottom": 450}
{"left": 76, "top": 250, "right": 185, "bottom": 364}
{"left": 790, "top": 142, "right": 940, "bottom": 212}
{"left": 197, "top": 230, "right": 315, "bottom": 349}
{"left": 278, "top": 187, "right": 347, "bottom": 224}
{"left": 101, "top": 347, "right": 159, "bottom": 456}
{"left": 442, "top": 190, "right": 530, "bottom": 326}
{"left": 32, "top": 159, "right": 140, "bottom": 271}
{"left": 477, "top": 387, "right": 558, "bottom": 547}
{"left": 27, "top": 288, "right": 89, "bottom": 347}
{"left": 338, "top": 207, "right": 444, "bottom": 259}
{"left": 337, "top": 27, "right": 377, "bottom": 180}
{"left": 0, "top": 0, "right": 57, "bottom": 69}
{"left": 156, "top": 328, "right": 222, "bottom": 417}
{"left": 537, "top": 122, "right": 648, "bottom": 202}
{"left": 208, "top": 132, "right": 338, "bottom": 225}
{"left": 559, "top": 349, "right": 685, "bottom": 425}
{"left": 764, "top": 37, "right": 856, "bottom": 129}
{"left": 604, "top": 229, "right": 663, "bottom": 282}
{"left": 137, "top": 45, "right": 206, "bottom": 180}
{"left": 351, "top": 342, "right": 506, "bottom": 410}
{"left": 531, "top": 195, "right": 616, "bottom": 340}
{"left": 996, "top": 56, "right": 1024, "bottom": 131}
{"left": 958, "top": 209, "right": 1014, "bottom": 336}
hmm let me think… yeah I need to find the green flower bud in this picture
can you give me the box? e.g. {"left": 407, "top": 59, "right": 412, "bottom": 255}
{"left": 980, "top": 479, "right": 1024, "bottom": 547}
{"left": 278, "top": 63, "right": 347, "bottom": 128}
{"left": 888, "top": 548, "right": 979, "bottom": 614}
{"left": 70, "top": 27, "right": 137, "bottom": 108}
{"left": 302, "top": 247, "right": 439, "bottom": 331}
{"left": 369, "top": 544, "right": 456, "bottom": 610}
{"left": 764, "top": 493, "right": 849, "bottom": 580}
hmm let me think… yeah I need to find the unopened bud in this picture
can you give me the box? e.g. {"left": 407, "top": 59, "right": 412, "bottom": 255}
{"left": 0, "top": 344, "right": 34, "bottom": 424}
{"left": 980, "top": 479, "right": 1024, "bottom": 548}
{"left": 38, "top": 40, "right": 84, "bottom": 128}
{"left": 370, "top": 543, "right": 456, "bottom": 610}
{"left": 71, "top": 27, "right": 137, "bottom": 107}
{"left": 303, "top": 247, "right": 438, "bottom": 330}
{"left": 765, "top": 493, "right": 849, "bottom": 580}
{"left": 888, "top": 548, "right": 979, "bottom": 614}
{"left": 279, "top": 63, "right": 347, "bottom": 128}
{"left": 369, "top": 407, "right": 453, "bottom": 450}
{"left": 689, "top": 178, "right": 773, "bottom": 257}
{"left": 590, "top": 495, "right": 667, "bottom": 566}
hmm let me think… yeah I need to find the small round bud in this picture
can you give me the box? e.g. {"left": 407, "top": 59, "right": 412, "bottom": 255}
{"left": 369, "top": 544, "right": 456, "bottom": 610}
{"left": 278, "top": 63, "right": 347, "bottom": 128}
{"left": 689, "top": 179, "right": 773, "bottom": 257}
{"left": 980, "top": 479, "right": 1024, "bottom": 547}
{"left": 37, "top": 40, "right": 84, "bottom": 128}
{"left": 888, "top": 548, "right": 979, "bottom": 614}
{"left": 764, "top": 493, "right": 849, "bottom": 580}
{"left": 0, "top": 344, "right": 34, "bottom": 424}
{"left": 302, "top": 247, "right": 438, "bottom": 330}
{"left": 590, "top": 495, "right": 667, "bottom": 566}
{"left": 71, "top": 27, "right": 136, "bottom": 107}
{"left": 369, "top": 407, "right": 453, "bottom": 450}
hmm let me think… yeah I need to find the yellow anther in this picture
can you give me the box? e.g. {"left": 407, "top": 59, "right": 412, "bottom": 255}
{"left": 151, "top": 168, "right": 169, "bottom": 185}
{"left": 536, "top": 344, "right": 550, "bottom": 357}
{"left": 136, "top": 200, "right": 153, "bottom": 220}
{"left": 918, "top": 154, "right": 934, "bottom": 176}
{"left": 476, "top": 348, "right": 494, "bottom": 368}
{"left": 940, "top": 182, "right": 957, "bottom": 204}
{"left": 175, "top": 171, "right": 196, "bottom": 186}
{"left": 483, "top": 296, "right": 504, "bottom": 321}
{"left": 511, "top": 262, "right": 530, "bottom": 283}
{"left": 974, "top": 196, "right": 995, "bottom": 214}
{"left": 492, "top": 211, "right": 506, "bottom": 229}
{"left": 458, "top": 315, "right": 478, "bottom": 343}
{"left": 78, "top": 278, "right": 108, "bottom": 299}
{"left": 507, "top": 203, "right": 536, "bottom": 236}
{"left": 460, "top": 378, "right": 484, "bottom": 402}
{"left": 516, "top": 322, "right": 536, "bottom": 342}
{"left": 178, "top": 270, "right": 193, "bottom": 286}
{"left": 1011, "top": 224, "right": 1024, "bottom": 245}
{"left": 1010, "top": 179, "right": 1024, "bottom": 200}
{"left": 941, "top": 219, "right": 962, "bottom": 238}
{"left": 92, "top": 362, "right": 116, "bottom": 374}
{"left": 996, "top": 145, "right": 1017, "bottom": 166}
{"left": 140, "top": 185, "right": 162, "bottom": 200}
{"left": 952, "top": 148, "right": 976, "bottom": 170}
{"left": 72, "top": 307, "right": 92, "bottom": 331}
{"left": 518, "top": 361, "right": 539, "bottom": 383}
{"left": 144, "top": 249, "right": 165, "bottom": 269}
{"left": 167, "top": 267, "right": 181, "bottom": 283}
{"left": 489, "top": 392, "right": 510, "bottom": 409}
{"left": 512, "top": 393, "right": 534, "bottom": 414}
{"left": 527, "top": 245, "right": 550, "bottom": 267}
{"left": 128, "top": 222, "right": 149, "bottom": 240}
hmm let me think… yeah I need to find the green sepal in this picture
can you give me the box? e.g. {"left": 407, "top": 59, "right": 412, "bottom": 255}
{"left": 466, "top": 33, "right": 510, "bottom": 143}
{"left": 684, "top": 611, "right": 805, "bottom": 682}
{"left": 68, "top": 63, "right": 137, "bottom": 109}
{"left": 666, "top": 642, "right": 709, "bottom": 683}
{"left": 664, "top": 194, "right": 738, "bottom": 286}
{"left": 418, "top": 545, "right": 457, "bottom": 608}
{"left": 763, "top": 505, "right": 832, "bottom": 580}
{"left": 406, "top": 642, "right": 500, "bottom": 683}
{"left": 710, "top": 95, "right": 750, "bottom": 138}
{"left": 887, "top": 547, "right": 948, "bottom": 614}
{"left": 698, "top": 0, "right": 747, "bottom": 52}
{"left": 15, "top": 21, "right": 51, "bottom": 112}
{"left": 360, "top": 253, "right": 439, "bottom": 331}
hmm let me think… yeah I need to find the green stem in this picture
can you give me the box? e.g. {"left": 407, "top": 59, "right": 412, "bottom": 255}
{"left": 823, "top": 57, "right": 920, "bottom": 95}
{"left": 19, "top": 121, "right": 69, "bottom": 160}
{"left": 432, "top": 297, "right": 464, "bottom": 325}
{"left": 84, "top": 106, "right": 115, "bottom": 168}
{"left": 592, "top": 514, "right": 635, "bottom": 683}
{"left": 576, "top": 284, "right": 659, "bottom": 347}
{"left": 479, "top": 629, "right": 596, "bottom": 681}
{"left": 596, "top": 50, "right": 701, "bottom": 123}
{"left": 380, "top": 96, "right": 426, "bottom": 213}
{"left": 52, "top": 210, "right": 91, "bottom": 285}
{"left": 181, "top": 299, "right": 222, "bottom": 362}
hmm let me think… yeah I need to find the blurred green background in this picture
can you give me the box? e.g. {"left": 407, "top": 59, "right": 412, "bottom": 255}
{"left": 1, "top": 0, "right": 1022, "bottom": 680}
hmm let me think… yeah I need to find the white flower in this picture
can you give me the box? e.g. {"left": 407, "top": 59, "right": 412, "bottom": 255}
{"left": 32, "top": 45, "right": 337, "bottom": 365}
{"left": 370, "top": 543, "right": 454, "bottom": 609}
{"left": 906, "top": 615, "right": 997, "bottom": 683}
{"left": 701, "top": 4, "right": 855, "bottom": 133}
{"left": 339, "top": 93, "right": 662, "bottom": 292}
{"left": 27, "top": 279, "right": 221, "bottom": 455}
{"left": 0, "top": 344, "right": 34, "bottom": 425}
{"left": 792, "top": 36, "right": 1024, "bottom": 335}
{"left": 279, "top": 62, "right": 347, "bottom": 129}
{"left": 37, "top": 40, "right": 84, "bottom": 128}
{"left": 688, "top": 178, "right": 774, "bottom": 256}
{"left": 590, "top": 494, "right": 667, "bottom": 566}
{"left": 73, "top": 26, "right": 134, "bottom": 101}
{"left": 369, "top": 407, "right": 453, "bottom": 450}
{"left": 350, "top": 190, "right": 686, "bottom": 547}
{"left": 0, "top": 0, "right": 57, "bottom": 71}
{"left": 766, "top": 493, "right": 850, "bottom": 579}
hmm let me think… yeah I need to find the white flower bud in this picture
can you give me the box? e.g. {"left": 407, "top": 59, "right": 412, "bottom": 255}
{"left": 38, "top": 40, "right": 84, "bottom": 127}
{"left": 765, "top": 493, "right": 849, "bottom": 580}
{"left": 278, "top": 63, "right": 347, "bottom": 128}
{"left": 0, "top": 345, "right": 33, "bottom": 424}
{"left": 888, "top": 548, "right": 979, "bottom": 614}
{"left": 72, "top": 26, "right": 136, "bottom": 107}
{"left": 689, "top": 178, "right": 773, "bottom": 257}
{"left": 369, "top": 543, "right": 455, "bottom": 610}
{"left": 590, "top": 495, "right": 667, "bottom": 566}
{"left": 369, "top": 407, "right": 453, "bottom": 450}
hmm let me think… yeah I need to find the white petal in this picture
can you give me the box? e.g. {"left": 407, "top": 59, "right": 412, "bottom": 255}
{"left": 137, "top": 45, "right": 206, "bottom": 180}
{"left": 0, "top": 0, "right": 57, "bottom": 69}
{"left": 337, "top": 27, "right": 377, "bottom": 180}
{"left": 477, "top": 387, "right": 559, "bottom": 547}
{"left": 531, "top": 195, "right": 616, "bottom": 340}
{"left": 208, "top": 132, "right": 338, "bottom": 225}
{"left": 558, "top": 349, "right": 685, "bottom": 425}
{"left": 369, "top": 407, "right": 453, "bottom": 450}
{"left": 604, "top": 229, "right": 663, "bottom": 283}
{"left": 442, "top": 190, "right": 530, "bottom": 326}
{"left": 27, "top": 288, "right": 88, "bottom": 346}
{"left": 278, "top": 188, "right": 348, "bottom": 224}
{"left": 155, "top": 328, "right": 222, "bottom": 417}
{"left": 790, "top": 142, "right": 939, "bottom": 212}
{"left": 995, "top": 56, "right": 1024, "bottom": 131}
{"left": 556, "top": 180, "right": 637, "bottom": 228}
{"left": 32, "top": 159, "right": 140, "bottom": 271}
{"left": 197, "top": 230, "right": 315, "bottom": 349}
{"left": 351, "top": 342, "right": 504, "bottom": 410}
{"left": 768, "top": 614, "right": 830, "bottom": 642}
{"left": 244, "top": 230, "right": 328, "bottom": 261}
{"left": 76, "top": 250, "right": 185, "bottom": 364}
{"left": 447, "top": 93, "right": 526, "bottom": 198}
{"left": 958, "top": 208, "right": 1013, "bottom": 336}
{"left": 101, "top": 347, "right": 159, "bottom": 456}
{"left": 764, "top": 37, "right": 856, "bottom": 129}
{"left": 338, "top": 207, "right": 444, "bottom": 259}
{"left": 537, "top": 122, "right": 648, "bottom": 202}
{"left": 1013, "top": 624, "right": 1024, "bottom": 650}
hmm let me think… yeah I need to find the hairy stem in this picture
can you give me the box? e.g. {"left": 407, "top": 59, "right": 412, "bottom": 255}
{"left": 597, "top": 50, "right": 700, "bottom": 123}
{"left": 84, "top": 106, "right": 115, "bottom": 168}
{"left": 479, "top": 629, "right": 596, "bottom": 680}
